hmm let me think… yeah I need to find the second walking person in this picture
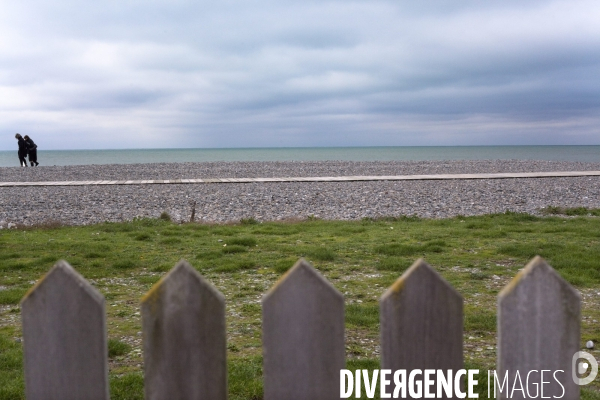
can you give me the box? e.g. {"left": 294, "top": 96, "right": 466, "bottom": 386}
{"left": 24, "top": 135, "right": 39, "bottom": 166}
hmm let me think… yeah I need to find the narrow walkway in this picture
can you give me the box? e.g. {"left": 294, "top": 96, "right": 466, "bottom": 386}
{"left": 1, "top": 171, "right": 600, "bottom": 187}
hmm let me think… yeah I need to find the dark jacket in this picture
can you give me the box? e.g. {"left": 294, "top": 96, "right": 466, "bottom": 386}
{"left": 25, "top": 138, "right": 37, "bottom": 151}
{"left": 17, "top": 137, "right": 28, "bottom": 154}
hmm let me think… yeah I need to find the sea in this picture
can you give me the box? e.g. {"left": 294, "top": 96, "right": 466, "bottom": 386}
{"left": 1, "top": 146, "right": 599, "bottom": 167}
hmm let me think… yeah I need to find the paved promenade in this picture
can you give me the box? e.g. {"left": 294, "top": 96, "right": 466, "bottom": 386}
{"left": 1, "top": 170, "right": 600, "bottom": 187}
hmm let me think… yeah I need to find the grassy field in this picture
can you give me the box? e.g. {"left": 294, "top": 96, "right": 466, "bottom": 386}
{"left": 2, "top": 210, "right": 600, "bottom": 399}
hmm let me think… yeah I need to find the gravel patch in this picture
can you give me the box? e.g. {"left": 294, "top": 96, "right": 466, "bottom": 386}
{"left": 3, "top": 159, "right": 600, "bottom": 182}
{"left": 1, "top": 160, "right": 599, "bottom": 226}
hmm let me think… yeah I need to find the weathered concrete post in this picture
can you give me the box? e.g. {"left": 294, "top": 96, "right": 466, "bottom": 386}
{"left": 21, "top": 260, "right": 109, "bottom": 400}
{"left": 498, "top": 256, "right": 580, "bottom": 400}
{"left": 142, "top": 260, "right": 227, "bottom": 400}
{"left": 380, "top": 258, "right": 463, "bottom": 399}
{"left": 262, "top": 258, "right": 345, "bottom": 400}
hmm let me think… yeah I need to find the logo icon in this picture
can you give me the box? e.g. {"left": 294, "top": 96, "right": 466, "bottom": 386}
{"left": 572, "top": 351, "right": 598, "bottom": 385}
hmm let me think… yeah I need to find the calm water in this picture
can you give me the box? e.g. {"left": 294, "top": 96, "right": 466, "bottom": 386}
{"left": 1, "top": 146, "right": 599, "bottom": 167}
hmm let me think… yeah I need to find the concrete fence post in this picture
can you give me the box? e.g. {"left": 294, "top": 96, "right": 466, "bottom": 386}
{"left": 141, "top": 260, "right": 227, "bottom": 400}
{"left": 262, "top": 258, "right": 345, "bottom": 400}
{"left": 498, "top": 256, "right": 581, "bottom": 400}
{"left": 380, "top": 258, "right": 464, "bottom": 399}
{"left": 21, "top": 260, "right": 109, "bottom": 400}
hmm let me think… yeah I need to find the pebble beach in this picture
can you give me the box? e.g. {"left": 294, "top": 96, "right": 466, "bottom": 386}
{"left": 1, "top": 160, "right": 600, "bottom": 227}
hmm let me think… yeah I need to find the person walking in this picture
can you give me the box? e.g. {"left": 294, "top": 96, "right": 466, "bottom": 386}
{"left": 24, "top": 135, "right": 39, "bottom": 166}
{"left": 15, "top": 133, "right": 28, "bottom": 167}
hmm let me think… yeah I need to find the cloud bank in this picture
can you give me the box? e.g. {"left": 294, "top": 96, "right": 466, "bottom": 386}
{"left": 1, "top": 0, "right": 599, "bottom": 149}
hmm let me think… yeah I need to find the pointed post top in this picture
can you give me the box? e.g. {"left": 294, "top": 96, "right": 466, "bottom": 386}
{"left": 21, "top": 260, "right": 108, "bottom": 400}
{"left": 379, "top": 258, "right": 463, "bottom": 372}
{"left": 262, "top": 258, "right": 344, "bottom": 399}
{"left": 21, "top": 260, "right": 103, "bottom": 307}
{"left": 263, "top": 258, "right": 341, "bottom": 303}
{"left": 142, "top": 259, "right": 224, "bottom": 306}
{"left": 381, "top": 258, "right": 461, "bottom": 302}
{"left": 499, "top": 256, "right": 580, "bottom": 301}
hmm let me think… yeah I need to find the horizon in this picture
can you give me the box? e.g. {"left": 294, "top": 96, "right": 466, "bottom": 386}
{"left": 1, "top": 145, "right": 599, "bottom": 167}
{"left": 2, "top": 144, "right": 600, "bottom": 153}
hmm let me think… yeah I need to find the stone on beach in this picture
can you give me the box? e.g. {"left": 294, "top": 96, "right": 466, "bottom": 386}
{"left": 1, "top": 160, "right": 600, "bottom": 226}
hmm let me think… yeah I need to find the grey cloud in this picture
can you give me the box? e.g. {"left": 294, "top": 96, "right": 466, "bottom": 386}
{"left": 1, "top": 0, "right": 599, "bottom": 150}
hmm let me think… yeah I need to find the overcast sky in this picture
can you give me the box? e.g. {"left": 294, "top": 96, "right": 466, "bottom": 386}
{"left": 1, "top": 0, "right": 599, "bottom": 150}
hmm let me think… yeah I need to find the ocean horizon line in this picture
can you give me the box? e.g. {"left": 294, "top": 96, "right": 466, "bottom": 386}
{"left": 2, "top": 144, "right": 600, "bottom": 151}
{"left": 1, "top": 145, "right": 599, "bottom": 167}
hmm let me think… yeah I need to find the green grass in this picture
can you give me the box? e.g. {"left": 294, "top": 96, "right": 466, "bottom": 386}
{"left": 305, "top": 246, "right": 336, "bottom": 261}
{"left": 110, "top": 373, "right": 144, "bottom": 400}
{"left": 133, "top": 232, "right": 152, "bottom": 241}
{"left": 464, "top": 308, "right": 497, "bottom": 333}
{"left": 159, "top": 212, "right": 172, "bottom": 222}
{"left": 374, "top": 240, "right": 446, "bottom": 256}
{"left": 229, "top": 357, "right": 263, "bottom": 400}
{"left": 0, "top": 288, "right": 27, "bottom": 305}
{"left": 346, "top": 304, "right": 379, "bottom": 327}
{"left": 375, "top": 256, "right": 413, "bottom": 273}
{"left": 2, "top": 213, "right": 600, "bottom": 398}
{"left": 214, "top": 260, "right": 257, "bottom": 273}
{"left": 112, "top": 259, "right": 138, "bottom": 270}
{"left": 542, "top": 206, "right": 600, "bottom": 217}
{"left": 222, "top": 245, "right": 248, "bottom": 254}
{"left": 0, "top": 331, "right": 24, "bottom": 400}
{"left": 108, "top": 339, "right": 132, "bottom": 358}
{"left": 228, "top": 237, "right": 258, "bottom": 247}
